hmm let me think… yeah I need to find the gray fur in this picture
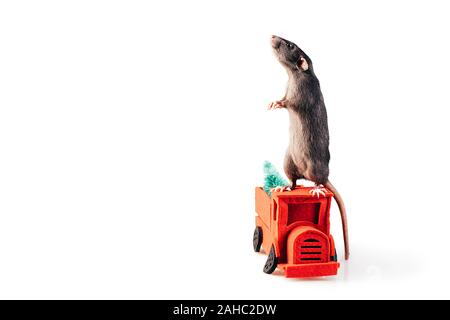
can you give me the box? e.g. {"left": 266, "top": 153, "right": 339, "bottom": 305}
{"left": 270, "top": 36, "right": 349, "bottom": 260}
{"left": 271, "top": 35, "right": 330, "bottom": 188}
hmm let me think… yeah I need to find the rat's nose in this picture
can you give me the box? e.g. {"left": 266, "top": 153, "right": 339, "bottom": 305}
{"left": 271, "top": 35, "right": 281, "bottom": 48}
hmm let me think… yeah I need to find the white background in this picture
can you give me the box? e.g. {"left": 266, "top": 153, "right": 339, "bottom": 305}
{"left": 1, "top": 0, "right": 449, "bottom": 299}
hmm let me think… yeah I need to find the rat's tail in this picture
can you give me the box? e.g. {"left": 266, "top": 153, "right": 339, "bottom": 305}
{"left": 324, "top": 180, "right": 349, "bottom": 260}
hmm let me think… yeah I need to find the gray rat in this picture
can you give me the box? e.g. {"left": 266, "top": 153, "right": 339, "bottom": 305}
{"left": 268, "top": 35, "right": 349, "bottom": 260}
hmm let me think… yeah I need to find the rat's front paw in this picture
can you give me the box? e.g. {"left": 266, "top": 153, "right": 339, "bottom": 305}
{"left": 267, "top": 100, "right": 285, "bottom": 110}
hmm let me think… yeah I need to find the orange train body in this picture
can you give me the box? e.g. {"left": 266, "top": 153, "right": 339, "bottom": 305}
{"left": 254, "top": 186, "right": 339, "bottom": 278}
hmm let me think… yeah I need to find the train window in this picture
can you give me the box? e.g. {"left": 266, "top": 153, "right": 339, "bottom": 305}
{"left": 287, "top": 202, "right": 321, "bottom": 225}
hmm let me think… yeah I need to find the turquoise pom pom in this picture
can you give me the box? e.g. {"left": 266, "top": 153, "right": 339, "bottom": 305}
{"left": 263, "top": 161, "right": 289, "bottom": 196}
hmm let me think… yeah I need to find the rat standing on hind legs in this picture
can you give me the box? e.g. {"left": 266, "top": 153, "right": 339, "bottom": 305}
{"left": 268, "top": 35, "right": 350, "bottom": 260}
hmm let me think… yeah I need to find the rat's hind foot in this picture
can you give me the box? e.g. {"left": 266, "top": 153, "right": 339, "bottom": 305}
{"left": 309, "top": 185, "right": 327, "bottom": 198}
{"left": 271, "top": 186, "right": 291, "bottom": 193}
{"left": 267, "top": 100, "right": 285, "bottom": 110}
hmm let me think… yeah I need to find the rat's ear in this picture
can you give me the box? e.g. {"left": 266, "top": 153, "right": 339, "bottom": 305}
{"left": 297, "top": 57, "right": 309, "bottom": 71}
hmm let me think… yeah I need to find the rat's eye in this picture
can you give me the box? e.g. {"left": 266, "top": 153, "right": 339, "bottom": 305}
{"left": 287, "top": 43, "right": 294, "bottom": 49}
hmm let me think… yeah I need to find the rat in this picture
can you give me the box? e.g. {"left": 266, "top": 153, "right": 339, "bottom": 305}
{"left": 268, "top": 35, "right": 349, "bottom": 260}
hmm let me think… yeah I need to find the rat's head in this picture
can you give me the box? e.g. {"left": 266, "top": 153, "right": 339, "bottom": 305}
{"left": 271, "top": 35, "right": 312, "bottom": 74}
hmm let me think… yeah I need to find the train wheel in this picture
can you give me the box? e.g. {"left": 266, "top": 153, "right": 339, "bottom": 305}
{"left": 331, "top": 249, "right": 338, "bottom": 262}
{"left": 263, "top": 245, "right": 278, "bottom": 274}
{"left": 253, "top": 227, "right": 263, "bottom": 252}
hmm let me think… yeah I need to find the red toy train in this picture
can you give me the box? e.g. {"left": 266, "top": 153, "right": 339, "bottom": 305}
{"left": 254, "top": 186, "right": 340, "bottom": 278}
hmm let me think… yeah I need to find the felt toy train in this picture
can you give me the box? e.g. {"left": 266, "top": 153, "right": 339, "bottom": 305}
{"left": 253, "top": 185, "right": 340, "bottom": 278}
